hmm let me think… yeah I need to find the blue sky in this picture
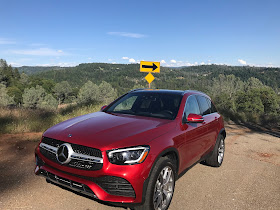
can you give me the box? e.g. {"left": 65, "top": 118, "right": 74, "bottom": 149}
{"left": 0, "top": 0, "right": 279, "bottom": 67}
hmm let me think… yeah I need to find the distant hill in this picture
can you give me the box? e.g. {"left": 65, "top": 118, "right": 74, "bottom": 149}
{"left": 18, "top": 66, "right": 66, "bottom": 75}
{"left": 22, "top": 63, "right": 280, "bottom": 95}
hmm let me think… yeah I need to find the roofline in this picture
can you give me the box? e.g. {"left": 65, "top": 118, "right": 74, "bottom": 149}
{"left": 130, "top": 89, "right": 207, "bottom": 96}
{"left": 184, "top": 90, "right": 207, "bottom": 95}
{"left": 129, "top": 88, "right": 148, "bottom": 92}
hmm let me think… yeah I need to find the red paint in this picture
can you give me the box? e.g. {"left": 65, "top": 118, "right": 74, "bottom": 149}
{"left": 35, "top": 90, "right": 225, "bottom": 204}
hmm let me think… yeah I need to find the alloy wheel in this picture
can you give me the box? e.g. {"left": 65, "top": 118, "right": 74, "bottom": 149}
{"left": 153, "top": 166, "right": 174, "bottom": 210}
{"left": 218, "top": 138, "right": 225, "bottom": 164}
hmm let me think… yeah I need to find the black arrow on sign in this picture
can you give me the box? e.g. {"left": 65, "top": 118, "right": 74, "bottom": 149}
{"left": 142, "top": 63, "right": 158, "bottom": 71}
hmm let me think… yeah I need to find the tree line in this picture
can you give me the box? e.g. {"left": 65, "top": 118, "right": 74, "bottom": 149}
{"left": 1, "top": 59, "right": 280, "bottom": 126}
{"left": 0, "top": 59, "right": 117, "bottom": 110}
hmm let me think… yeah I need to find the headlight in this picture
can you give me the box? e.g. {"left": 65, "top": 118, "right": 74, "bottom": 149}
{"left": 107, "top": 146, "right": 150, "bottom": 165}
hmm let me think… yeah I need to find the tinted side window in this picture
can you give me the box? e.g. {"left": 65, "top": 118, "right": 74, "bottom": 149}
{"left": 184, "top": 95, "right": 200, "bottom": 117}
{"left": 209, "top": 100, "right": 217, "bottom": 113}
{"left": 196, "top": 96, "right": 211, "bottom": 115}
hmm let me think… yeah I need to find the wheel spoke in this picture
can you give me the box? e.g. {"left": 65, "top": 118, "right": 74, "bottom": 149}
{"left": 154, "top": 191, "right": 160, "bottom": 202}
{"left": 163, "top": 189, "right": 171, "bottom": 198}
{"left": 163, "top": 169, "right": 172, "bottom": 186}
{"left": 162, "top": 168, "right": 168, "bottom": 180}
{"left": 155, "top": 192, "right": 163, "bottom": 209}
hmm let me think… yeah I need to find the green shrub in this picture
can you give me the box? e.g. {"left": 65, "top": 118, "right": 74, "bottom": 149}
{"left": 77, "top": 81, "right": 99, "bottom": 104}
{"left": 22, "top": 85, "right": 58, "bottom": 110}
{"left": 0, "top": 84, "right": 15, "bottom": 106}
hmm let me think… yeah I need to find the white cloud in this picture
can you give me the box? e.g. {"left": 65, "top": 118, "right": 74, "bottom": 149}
{"left": 161, "top": 60, "right": 166, "bottom": 64}
{"left": 0, "top": 38, "right": 16, "bottom": 44}
{"left": 39, "top": 62, "right": 78, "bottom": 67}
{"left": 238, "top": 59, "right": 247, "bottom": 65}
{"left": 108, "top": 32, "right": 147, "bottom": 38}
{"left": 9, "top": 62, "right": 22, "bottom": 67}
{"left": 121, "top": 57, "right": 136, "bottom": 63}
{"left": 10, "top": 48, "right": 66, "bottom": 56}
{"left": 267, "top": 63, "right": 274, "bottom": 67}
{"left": 129, "top": 58, "right": 136, "bottom": 63}
{"left": 167, "top": 60, "right": 207, "bottom": 67}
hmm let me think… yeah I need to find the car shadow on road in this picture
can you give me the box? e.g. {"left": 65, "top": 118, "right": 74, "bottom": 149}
{"left": 177, "top": 160, "right": 209, "bottom": 181}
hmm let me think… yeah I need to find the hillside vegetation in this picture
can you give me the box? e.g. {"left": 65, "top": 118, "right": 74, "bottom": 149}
{"left": 1, "top": 59, "right": 279, "bottom": 134}
{"left": 24, "top": 63, "right": 280, "bottom": 96}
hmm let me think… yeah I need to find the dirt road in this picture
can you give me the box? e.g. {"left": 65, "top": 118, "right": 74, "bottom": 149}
{"left": 0, "top": 123, "right": 279, "bottom": 210}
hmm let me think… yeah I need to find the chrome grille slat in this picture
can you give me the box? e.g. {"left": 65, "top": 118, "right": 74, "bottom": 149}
{"left": 39, "top": 143, "right": 57, "bottom": 154}
{"left": 39, "top": 137, "right": 103, "bottom": 171}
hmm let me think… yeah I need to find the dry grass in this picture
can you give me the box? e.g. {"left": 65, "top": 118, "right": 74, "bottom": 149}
{"left": 0, "top": 104, "right": 102, "bottom": 134}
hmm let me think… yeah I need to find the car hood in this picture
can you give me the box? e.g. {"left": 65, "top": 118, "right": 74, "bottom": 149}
{"left": 43, "top": 111, "right": 175, "bottom": 151}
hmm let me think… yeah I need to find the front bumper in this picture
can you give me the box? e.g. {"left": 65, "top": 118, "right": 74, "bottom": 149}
{"left": 35, "top": 146, "right": 153, "bottom": 204}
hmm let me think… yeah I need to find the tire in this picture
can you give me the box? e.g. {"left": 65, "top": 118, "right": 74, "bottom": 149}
{"left": 205, "top": 134, "right": 225, "bottom": 167}
{"left": 134, "top": 157, "right": 176, "bottom": 210}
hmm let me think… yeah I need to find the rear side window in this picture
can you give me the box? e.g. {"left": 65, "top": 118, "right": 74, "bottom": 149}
{"left": 196, "top": 95, "right": 211, "bottom": 116}
{"left": 208, "top": 99, "right": 217, "bottom": 113}
{"left": 184, "top": 95, "right": 200, "bottom": 117}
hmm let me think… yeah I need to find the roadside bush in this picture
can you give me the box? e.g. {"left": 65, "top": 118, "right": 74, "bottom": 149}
{"left": 38, "top": 94, "right": 58, "bottom": 110}
{"left": 7, "top": 86, "right": 22, "bottom": 105}
{"left": 98, "top": 81, "right": 117, "bottom": 104}
{"left": 22, "top": 85, "right": 45, "bottom": 109}
{"left": 22, "top": 85, "right": 58, "bottom": 110}
{"left": 53, "top": 81, "right": 72, "bottom": 104}
{"left": 77, "top": 81, "right": 99, "bottom": 104}
{"left": 235, "top": 90, "right": 264, "bottom": 114}
{"left": 257, "top": 87, "right": 279, "bottom": 114}
{"left": 0, "top": 84, "right": 15, "bottom": 106}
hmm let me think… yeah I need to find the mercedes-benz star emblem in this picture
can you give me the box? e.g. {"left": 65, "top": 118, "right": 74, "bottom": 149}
{"left": 68, "top": 134, "right": 72, "bottom": 137}
{"left": 56, "top": 143, "right": 72, "bottom": 164}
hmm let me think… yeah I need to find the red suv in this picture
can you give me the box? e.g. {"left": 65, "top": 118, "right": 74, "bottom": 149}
{"left": 35, "top": 89, "right": 226, "bottom": 210}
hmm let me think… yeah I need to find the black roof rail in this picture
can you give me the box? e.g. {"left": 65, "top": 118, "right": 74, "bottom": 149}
{"left": 184, "top": 89, "right": 207, "bottom": 95}
{"left": 129, "top": 88, "right": 148, "bottom": 92}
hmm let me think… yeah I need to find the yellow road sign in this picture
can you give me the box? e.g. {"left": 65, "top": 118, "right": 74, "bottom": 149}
{"left": 145, "top": 73, "right": 155, "bottom": 84}
{"left": 140, "top": 61, "right": 160, "bottom": 73}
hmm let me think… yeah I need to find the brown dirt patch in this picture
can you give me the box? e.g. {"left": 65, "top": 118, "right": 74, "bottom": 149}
{"left": 257, "top": 152, "right": 275, "bottom": 158}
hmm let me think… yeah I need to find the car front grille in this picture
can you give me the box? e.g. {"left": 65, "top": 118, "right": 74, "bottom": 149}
{"left": 38, "top": 169, "right": 97, "bottom": 198}
{"left": 38, "top": 164, "right": 136, "bottom": 198}
{"left": 39, "top": 137, "right": 103, "bottom": 171}
{"left": 41, "top": 137, "right": 102, "bottom": 157}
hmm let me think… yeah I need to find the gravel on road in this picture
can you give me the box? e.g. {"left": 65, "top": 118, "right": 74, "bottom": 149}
{"left": 0, "top": 123, "right": 279, "bottom": 210}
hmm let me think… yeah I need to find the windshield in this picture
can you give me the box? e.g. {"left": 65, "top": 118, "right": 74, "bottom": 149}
{"left": 105, "top": 92, "right": 182, "bottom": 120}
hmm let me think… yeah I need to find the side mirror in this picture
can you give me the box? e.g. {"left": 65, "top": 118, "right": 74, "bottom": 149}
{"left": 100, "top": 105, "right": 108, "bottom": 111}
{"left": 187, "top": 113, "right": 204, "bottom": 123}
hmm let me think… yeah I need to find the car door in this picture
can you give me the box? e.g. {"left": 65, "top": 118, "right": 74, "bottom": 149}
{"left": 195, "top": 95, "right": 215, "bottom": 157}
{"left": 179, "top": 95, "right": 208, "bottom": 169}
{"left": 205, "top": 98, "right": 220, "bottom": 152}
